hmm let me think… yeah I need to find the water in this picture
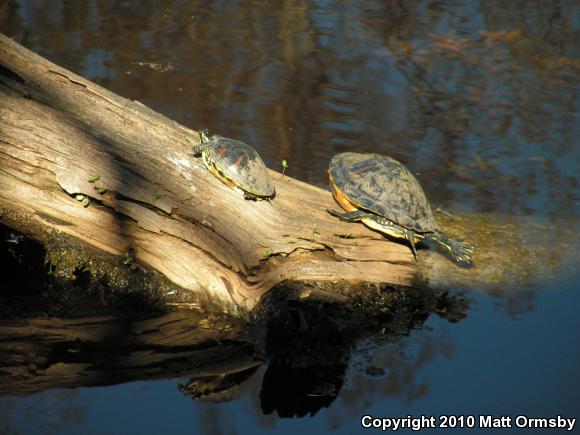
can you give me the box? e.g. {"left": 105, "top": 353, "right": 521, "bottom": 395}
{"left": 2, "top": 279, "right": 578, "bottom": 434}
{"left": 1, "top": 0, "right": 578, "bottom": 434}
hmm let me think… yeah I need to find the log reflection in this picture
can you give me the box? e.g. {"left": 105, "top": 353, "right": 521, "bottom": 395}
{"left": 1, "top": 285, "right": 467, "bottom": 417}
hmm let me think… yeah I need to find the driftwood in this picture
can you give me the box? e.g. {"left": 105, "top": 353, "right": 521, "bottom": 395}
{"left": 0, "top": 34, "right": 577, "bottom": 309}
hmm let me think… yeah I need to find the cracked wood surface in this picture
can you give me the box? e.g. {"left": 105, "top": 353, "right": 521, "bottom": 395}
{"left": 1, "top": 34, "right": 576, "bottom": 309}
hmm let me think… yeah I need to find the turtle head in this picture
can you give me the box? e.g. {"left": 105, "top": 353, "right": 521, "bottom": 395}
{"left": 199, "top": 129, "right": 210, "bottom": 144}
{"left": 194, "top": 129, "right": 211, "bottom": 156}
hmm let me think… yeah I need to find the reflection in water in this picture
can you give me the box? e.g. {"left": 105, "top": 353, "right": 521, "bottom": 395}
{"left": 176, "top": 289, "right": 468, "bottom": 424}
{"left": 0, "top": 389, "right": 87, "bottom": 435}
{"left": 0, "top": 284, "right": 469, "bottom": 433}
{"left": 179, "top": 366, "right": 260, "bottom": 403}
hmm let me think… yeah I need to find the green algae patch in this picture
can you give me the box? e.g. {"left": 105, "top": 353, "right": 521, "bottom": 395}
{"left": 42, "top": 230, "right": 208, "bottom": 316}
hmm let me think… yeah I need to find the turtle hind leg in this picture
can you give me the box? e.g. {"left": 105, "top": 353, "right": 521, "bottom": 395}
{"left": 327, "top": 209, "right": 368, "bottom": 222}
{"left": 427, "top": 232, "right": 474, "bottom": 264}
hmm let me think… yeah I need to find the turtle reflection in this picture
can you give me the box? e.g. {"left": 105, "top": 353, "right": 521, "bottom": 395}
{"left": 178, "top": 364, "right": 260, "bottom": 403}
{"left": 178, "top": 287, "right": 469, "bottom": 418}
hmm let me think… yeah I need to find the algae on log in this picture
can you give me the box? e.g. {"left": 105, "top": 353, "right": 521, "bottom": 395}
{"left": 0, "top": 34, "right": 577, "bottom": 309}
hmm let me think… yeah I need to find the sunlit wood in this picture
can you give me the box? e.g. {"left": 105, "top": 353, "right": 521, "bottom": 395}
{"left": 0, "top": 34, "right": 576, "bottom": 309}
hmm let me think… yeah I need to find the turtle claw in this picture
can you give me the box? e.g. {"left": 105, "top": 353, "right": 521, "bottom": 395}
{"left": 327, "top": 209, "right": 345, "bottom": 220}
{"left": 405, "top": 229, "right": 418, "bottom": 261}
{"left": 328, "top": 209, "right": 368, "bottom": 222}
{"left": 428, "top": 232, "right": 474, "bottom": 265}
{"left": 327, "top": 209, "right": 357, "bottom": 222}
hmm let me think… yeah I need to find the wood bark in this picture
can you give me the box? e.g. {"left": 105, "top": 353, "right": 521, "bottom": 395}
{"left": 0, "top": 34, "right": 576, "bottom": 309}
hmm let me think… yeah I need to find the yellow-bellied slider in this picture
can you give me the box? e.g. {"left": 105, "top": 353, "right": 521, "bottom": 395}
{"left": 328, "top": 152, "right": 473, "bottom": 264}
{"left": 194, "top": 130, "right": 275, "bottom": 201}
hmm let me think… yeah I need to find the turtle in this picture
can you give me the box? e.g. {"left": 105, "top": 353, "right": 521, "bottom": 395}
{"left": 194, "top": 129, "right": 275, "bottom": 200}
{"left": 328, "top": 152, "right": 473, "bottom": 264}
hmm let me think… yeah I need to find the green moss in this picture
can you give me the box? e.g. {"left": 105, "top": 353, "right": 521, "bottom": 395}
{"left": 42, "top": 231, "right": 208, "bottom": 316}
{"left": 38, "top": 230, "right": 257, "bottom": 318}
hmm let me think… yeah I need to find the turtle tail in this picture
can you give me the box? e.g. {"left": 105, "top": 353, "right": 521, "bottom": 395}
{"left": 427, "top": 232, "right": 474, "bottom": 264}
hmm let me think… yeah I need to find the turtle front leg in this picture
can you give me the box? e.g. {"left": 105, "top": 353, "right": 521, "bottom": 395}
{"left": 327, "top": 209, "right": 368, "bottom": 222}
{"left": 193, "top": 145, "right": 204, "bottom": 157}
{"left": 244, "top": 191, "right": 259, "bottom": 201}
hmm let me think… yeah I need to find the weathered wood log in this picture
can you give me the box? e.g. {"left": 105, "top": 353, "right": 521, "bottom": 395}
{"left": 0, "top": 34, "right": 577, "bottom": 309}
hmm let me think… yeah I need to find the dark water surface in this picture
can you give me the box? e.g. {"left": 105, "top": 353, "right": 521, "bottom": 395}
{"left": 1, "top": 0, "right": 579, "bottom": 434}
{"left": 2, "top": 278, "right": 579, "bottom": 435}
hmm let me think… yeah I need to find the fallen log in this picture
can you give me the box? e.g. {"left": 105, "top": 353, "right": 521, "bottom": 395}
{"left": 0, "top": 34, "right": 577, "bottom": 309}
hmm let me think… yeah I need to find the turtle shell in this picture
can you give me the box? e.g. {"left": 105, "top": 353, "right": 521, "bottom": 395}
{"left": 329, "top": 152, "right": 439, "bottom": 233}
{"left": 205, "top": 135, "right": 275, "bottom": 197}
